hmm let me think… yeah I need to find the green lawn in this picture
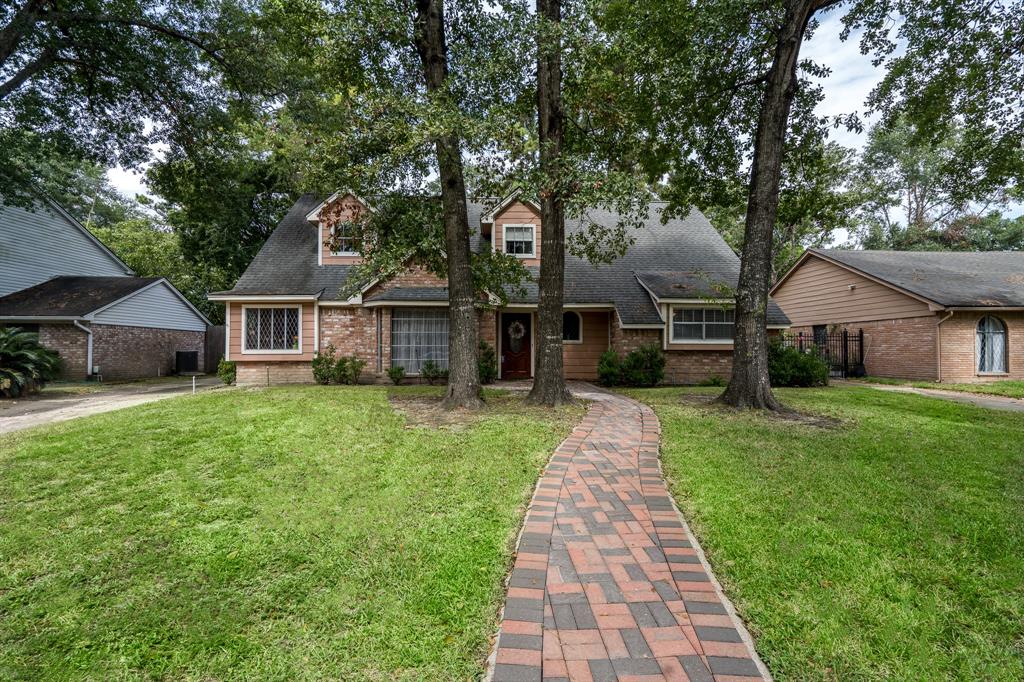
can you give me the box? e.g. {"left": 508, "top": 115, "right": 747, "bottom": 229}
{"left": 625, "top": 386, "right": 1024, "bottom": 681}
{"left": 0, "top": 386, "right": 581, "bottom": 681}
{"left": 860, "top": 376, "right": 1024, "bottom": 399}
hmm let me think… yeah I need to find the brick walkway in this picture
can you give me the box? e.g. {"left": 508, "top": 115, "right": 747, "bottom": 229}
{"left": 489, "top": 385, "right": 767, "bottom": 682}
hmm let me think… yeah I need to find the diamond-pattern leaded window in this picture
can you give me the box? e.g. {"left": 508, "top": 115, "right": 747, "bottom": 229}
{"left": 671, "top": 307, "right": 734, "bottom": 341}
{"left": 244, "top": 307, "right": 300, "bottom": 351}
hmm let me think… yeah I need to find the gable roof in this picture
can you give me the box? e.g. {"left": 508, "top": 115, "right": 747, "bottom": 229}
{"left": 212, "top": 195, "right": 791, "bottom": 327}
{"left": 0, "top": 276, "right": 161, "bottom": 318}
{"left": 777, "top": 249, "right": 1024, "bottom": 308}
{"left": 42, "top": 199, "right": 134, "bottom": 274}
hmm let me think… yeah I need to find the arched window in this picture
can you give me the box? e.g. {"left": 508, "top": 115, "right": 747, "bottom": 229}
{"left": 976, "top": 316, "right": 1007, "bottom": 373}
{"left": 562, "top": 311, "right": 582, "bottom": 343}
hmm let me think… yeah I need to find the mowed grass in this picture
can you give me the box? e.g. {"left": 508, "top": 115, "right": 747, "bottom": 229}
{"left": 0, "top": 386, "right": 581, "bottom": 681}
{"left": 861, "top": 376, "right": 1024, "bottom": 400}
{"left": 624, "top": 386, "right": 1024, "bottom": 681}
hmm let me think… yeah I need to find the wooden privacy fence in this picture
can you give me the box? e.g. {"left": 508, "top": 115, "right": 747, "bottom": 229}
{"left": 205, "top": 325, "right": 225, "bottom": 373}
{"left": 780, "top": 328, "right": 865, "bottom": 379}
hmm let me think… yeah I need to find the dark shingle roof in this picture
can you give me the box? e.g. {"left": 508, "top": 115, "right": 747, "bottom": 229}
{"left": 0, "top": 276, "right": 160, "bottom": 317}
{"left": 364, "top": 286, "right": 449, "bottom": 303}
{"left": 216, "top": 195, "right": 791, "bottom": 326}
{"left": 810, "top": 249, "right": 1024, "bottom": 307}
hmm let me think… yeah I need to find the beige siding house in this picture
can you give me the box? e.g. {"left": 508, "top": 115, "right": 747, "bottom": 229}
{"left": 772, "top": 249, "right": 1024, "bottom": 382}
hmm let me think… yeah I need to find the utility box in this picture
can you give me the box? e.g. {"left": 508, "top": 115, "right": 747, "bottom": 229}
{"left": 175, "top": 350, "right": 200, "bottom": 374}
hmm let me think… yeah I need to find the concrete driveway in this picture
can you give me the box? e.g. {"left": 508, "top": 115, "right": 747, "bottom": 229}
{"left": 0, "top": 376, "right": 224, "bottom": 435}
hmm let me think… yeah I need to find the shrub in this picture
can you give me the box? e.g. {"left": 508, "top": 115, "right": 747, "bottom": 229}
{"left": 216, "top": 359, "right": 236, "bottom": 385}
{"left": 697, "top": 375, "right": 726, "bottom": 387}
{"left": 420, "top": 359, "right": 443, "bottom": 385}
{"left": 768, "top": 341, "right": 829, "bottom": 387}
{"left": 0, "top": 327, "right": 62, "bottom": 398}
{"left": 622, "top": 344, "right": 665, "bottom": 387}
{"left": 387, "top": 365, "right": 406, "bottom": 385}
{"left": 478, "top": 341, "right": 498, "bottom": 384}
{"left": 311, "top": 345, "right": 337, "bottom": 385}
{"left": 334, "top": 355, "right": 366, "bottom": 385}
{"left": 597, "top": 349, "right": 622, "bottom": 386}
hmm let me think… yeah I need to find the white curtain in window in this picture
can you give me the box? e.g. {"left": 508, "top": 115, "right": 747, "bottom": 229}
{"left": 976, "top": 316, "right": 1007, "bottom": 373}
{"left": 391, "top": 308, "right": 449, "bottom": 373}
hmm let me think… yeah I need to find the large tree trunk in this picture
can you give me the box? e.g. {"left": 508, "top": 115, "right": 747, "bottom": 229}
{"left": 413, "top": 0, "right": 484, "bottom": 409}
{"left": 720, "top": 0, "right": 821, "bottom": 409}
{"left": 527, "top": 0, "right": 571, "bottom": 406}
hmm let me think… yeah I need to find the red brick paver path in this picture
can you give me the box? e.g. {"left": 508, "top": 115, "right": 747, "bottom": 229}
{"left": 489, "top": 385, "right": 767, "bottom": 682}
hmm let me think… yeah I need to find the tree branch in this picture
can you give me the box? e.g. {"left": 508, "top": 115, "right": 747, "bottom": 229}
{"left": 0, "top": 47, "right": 53, "bottom": 99}
{"left": 38, "top": 12, "right": 229, "bottom": 68}
{"left": 0, "top": 0, "right": 50, "bottom": 70}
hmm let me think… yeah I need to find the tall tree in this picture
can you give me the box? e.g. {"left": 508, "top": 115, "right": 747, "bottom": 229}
{"left": 0, "top": 0, "right": 263, "bottom": 207}
{"left": 587, "top": 0, "right": 1024, "bottom": 409}
{"left": 412, "top": 0, "right": 484, "bottom": 409}
{"left": 528, "top": 0, "right": 572, "bottom": 406}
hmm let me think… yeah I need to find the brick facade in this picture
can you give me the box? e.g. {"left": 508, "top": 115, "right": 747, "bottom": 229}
{"left": 236, "top": 361, "right": 315, "bottom": 386}
{"left": 319, "top": 306, "right": 379, "bottom": 379}
{"left": 791, "top": 315, "right": 940, "bottom": 381}
{"left": 938, "top": 311, "right": 1024, "bottom": 383}
{"left": 37, "top": 323, "right": 203, "bottom": 380}
{"left": 91, "top": 324, "right": 205, "bottom": 381}
{"left": 790, "top": 311, "right": 1024, "bottom": 383}
{"left": 609, "top": 315, "right": 733, "bottom": 384}
{"left": 39, "top": 323, "right": 89, "bottom": 379}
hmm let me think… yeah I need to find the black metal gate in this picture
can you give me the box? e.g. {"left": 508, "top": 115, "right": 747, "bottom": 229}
{"left": 781, "top": 328, "right": 865, "bottom": 378}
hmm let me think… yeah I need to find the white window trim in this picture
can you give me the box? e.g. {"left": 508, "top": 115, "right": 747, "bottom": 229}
{"left": 975, "top": 315, "right": 1008, "bottom": 375}
{"left": 241, "top": 304, "right": 304, "bottom": 354}
{"left": 562, "top": 310, "right": 583, "bottom": 344}
{"left": 502, "top": 223, "right": 536, "bottom": 258}
{"left": 328, "top": 223, "right": 360, "bottom": 257}
{"left": 669, "top": 305, "right": 736, "bottom": 344}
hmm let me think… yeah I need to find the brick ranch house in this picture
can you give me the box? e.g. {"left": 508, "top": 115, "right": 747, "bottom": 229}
{"left": 210, "top": 191, "right": 791, "bottom": 386}
{"left": 0, "top": 200, "right": 210, "bottom": 380}
{"left": 771, "top": 249, "right": 1024, "bottom": 382}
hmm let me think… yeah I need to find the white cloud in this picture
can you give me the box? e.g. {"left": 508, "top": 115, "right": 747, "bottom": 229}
{"left": 105, "top": 166, "right": 152, "bottom": 200}
{"left": 803, "top": 12, "right": 884, "bottom": 151}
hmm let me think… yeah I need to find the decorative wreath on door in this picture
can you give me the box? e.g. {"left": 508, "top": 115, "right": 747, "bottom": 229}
{"left": 507, "top": 320, "right": 526, "bottom": 353}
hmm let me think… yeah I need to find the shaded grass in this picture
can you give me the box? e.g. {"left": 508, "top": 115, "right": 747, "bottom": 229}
{"left": 0, "top": 386, "right": 581, "bottom": 680}
{"left": 860, "top": 376, "right": 1024, "bottom": 400}
{"left": 624, "top": 385, "right": 1024, "bottom": 681}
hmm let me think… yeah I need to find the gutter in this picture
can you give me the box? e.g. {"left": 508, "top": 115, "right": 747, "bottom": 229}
{"left": 72, "top": 320, "right": 94, "bottom": 378}
{"left": 935, "top": 310, "right": 954, "bottom": 382}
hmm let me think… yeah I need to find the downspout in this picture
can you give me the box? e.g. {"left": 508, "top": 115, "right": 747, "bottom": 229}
{"left": 935, "top": 310, "right": 954, "bottom": 382}
{"left": 73, "top": 320, "right": 93, "bottom": 378}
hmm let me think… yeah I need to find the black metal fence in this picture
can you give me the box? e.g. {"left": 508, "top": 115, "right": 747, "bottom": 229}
{"left": 780, "top": 328, "right": 865, "bottom": 379}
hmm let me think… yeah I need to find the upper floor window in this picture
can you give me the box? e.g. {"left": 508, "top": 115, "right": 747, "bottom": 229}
{"left": 503, "top": 224, "right": 535, "bottom": 257}
{"left": 976, "top": 315, "right": 1007, "bottom": 373}
{"left": 562, "top": 311, "right": 582, "bottom": 343}
{"left": 244, "top": 306, "right": 301, "bottom": 352}
{"left": 671, "top": 307, "right": 734, "bottom": 342}
{"left": 330, "top": 221, "right": 361, "bottom": 255}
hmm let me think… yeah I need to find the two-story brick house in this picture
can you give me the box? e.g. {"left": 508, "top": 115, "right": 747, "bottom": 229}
{"left": 209, "top": 190, "right": 790, "bottom": 385}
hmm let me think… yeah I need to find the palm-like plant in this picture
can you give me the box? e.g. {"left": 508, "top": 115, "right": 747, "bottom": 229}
{"left": 0, "top": 327, "right": 62, "bottom": 398}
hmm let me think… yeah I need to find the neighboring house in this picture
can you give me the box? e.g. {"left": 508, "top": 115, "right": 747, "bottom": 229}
{"left": 209, "top": 190, "right": 790, "bottom": 386}
{"left": 771, "top": 249, "right": 1024, "bottom": 382}
{"left": 0, "top": 200, "right": 210, "bottom": 380}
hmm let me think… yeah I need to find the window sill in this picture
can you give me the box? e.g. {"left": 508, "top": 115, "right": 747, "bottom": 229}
{"left": 976, "top": 372, "right": 1009, "bottom": 377}
{"left": 241, "top": 349, "right": 304, "bottom": 355}
{"left": 562, "top": 339, "right": 583, "bottom": 345}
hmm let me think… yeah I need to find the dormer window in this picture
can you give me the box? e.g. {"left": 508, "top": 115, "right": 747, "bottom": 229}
{"left": 503, "top": 224, "right": 535, "bottom": 257}
{"left": 330, "top": 221, "right": 361, "bottom": 255}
